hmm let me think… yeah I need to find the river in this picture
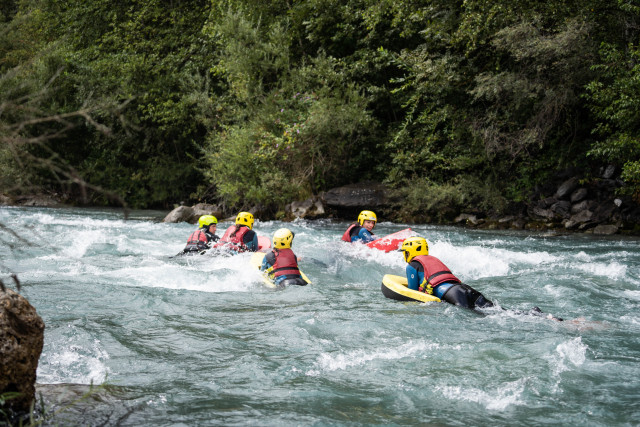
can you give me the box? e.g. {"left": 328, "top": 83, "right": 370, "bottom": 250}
{"left": 1, "top": 206, "right": 639, "bottom": 426}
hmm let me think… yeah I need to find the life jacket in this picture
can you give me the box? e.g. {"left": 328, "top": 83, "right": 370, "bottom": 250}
{"left": 215, "top": 225, "right": 251, "bottom": 252}
{"left": 269, "top": 248, "right": 301, "bottom": 278}
{"left": 341, "top": 224, "right": 361, "bottom": 242}
{"left": 184, "top": 229, "right": 209, "bottom": 251}
{"left": 413, "top": 255, "right": 461, "bottom": 288}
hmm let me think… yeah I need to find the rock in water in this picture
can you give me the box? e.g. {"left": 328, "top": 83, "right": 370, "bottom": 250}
{"left": 0, "top": 289, "right": 45, "bottom": 414}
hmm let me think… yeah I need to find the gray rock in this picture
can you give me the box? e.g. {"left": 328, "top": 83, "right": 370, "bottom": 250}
{"left": 289, "top": 197, "right": 325, "bottom": 219}
{"left": 551, "top": 201, "right": 572, "bottom": 218}
{"left": 162, "top": 206, "right": 195, "bottom": 223}
{"left": 578, "top": 221, "right": 597, "bottom": 231}
{"left": 0, "top": 289, "right": 45, "bottom": 413}
{"left": 532, "top": 207, "right": 555, "bottom": 220}
{"left": 571, "top": 200, "right": 595, "bottom": 214}
{"left": 555, "top": 177, "right": 579, "bottom": 199}
{"left": 593, "top": 202, "right": 618, "bottom": 223}
{"left": 593, "top": 224, "right": 619, "bottom": 235}
{"left": 323, "top": 182, "right": 389, "bottom": 208}
{"left": 537, "top": 197, "right": 557, "bottom": 209}
{"left": 570, "top": 188, "right": 588, "bottom": 203}
{"left": 192, "top": 203, "right": 223, "bottom": 222}
{"left": 602, "top": 164, "right": 616, "bottom": 179}
{"left": 569, "top": 209, "right": 593, "bottom": 224}
{"left": 454, "top": 213, "right": 476, "bottom": 223}
{"left": 511, "top": 218, "right": 526, "bottom": 229}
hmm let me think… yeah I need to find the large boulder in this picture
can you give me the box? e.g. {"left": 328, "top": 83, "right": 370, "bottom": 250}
{"left": 192, "top": 203, "right": 223, "bottom": 222}
{"left": 287, "top": 197, "right": 325, "bottom": 219}
{"left": 555, "top": 177, "right": 580, "bottom": 200}
{"left": 162, "top": 203, "right": 223, "bottom": 224}
{"left": 570, "top": 188, "right": 588, "bottom": 203}
{"left": 323, "top": 182, "right": 394, "bottom": 219}
{"left": 0, "top": 194, "right": 13, "bottom": 206}
{"left": 323, "top": 182, "right": 390, "bottom": 208}
{"left": 592, "top": 224, "right": 619, "bottom": 235}
{"left": 162, "top": 206, "right": 194, "bottom": 223}
{"left": 550, "top": 200, "right": 572, "bottom": 219}
{"left": 0, "top": 289, "right": 45, "bottom": 414}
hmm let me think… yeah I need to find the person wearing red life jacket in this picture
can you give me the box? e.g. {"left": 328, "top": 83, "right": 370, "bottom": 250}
{"left": 399, "top": 237, "right": 563, "bottom": 320}
{"left": 341, "top": 210, "right": 377, "bottom": 243}
{"left": 214, "top": 211, "right": 258, "bottom": 253}
{"left": 400, "top": 236, "right": 493, "bottom": 310}
{"left": 182, "top": 215, "right": 220, "bottom": 254}
{"left": 260, "top": 228, "right": 307, "bottom": 286}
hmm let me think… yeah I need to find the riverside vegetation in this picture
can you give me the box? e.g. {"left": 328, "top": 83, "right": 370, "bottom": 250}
{"left": 1, "top": 0, "right": 640, "bottom": 226}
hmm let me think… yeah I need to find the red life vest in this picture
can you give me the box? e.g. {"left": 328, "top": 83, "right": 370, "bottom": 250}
{"left": 270, "top": 248, "right": 301, "bottom": 277}
{"left": 341, "top": 224, "right": 360, "bottom": 242}
{"left": 215, "top": 225, "right": 250, "bottom": 252}
{"left": 413, "top": 255, "right": 461, "bottom": 287}
{"left": 184, "top": 229, "right": 209, "bottom": 251}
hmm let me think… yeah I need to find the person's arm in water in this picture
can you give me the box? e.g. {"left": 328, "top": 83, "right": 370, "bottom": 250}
{"left": 260, "top": 256, "right": 272, "bottom": 271}
{"left": 260, "top": 250, "right": 276, "bottom": 272}
{"left": 406, "top": 262, "right": 424, "bottom": 291}
{"left": 351, "top": 227, "right": 375, "bottom": 243}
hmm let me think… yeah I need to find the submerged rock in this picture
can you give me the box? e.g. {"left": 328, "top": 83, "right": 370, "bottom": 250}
{"left": 34, "top": 383, "right": 142, "bottom": 425}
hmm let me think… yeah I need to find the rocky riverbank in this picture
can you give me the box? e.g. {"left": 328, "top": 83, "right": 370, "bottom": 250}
{"left": 3, "top": 167, "right": 639, "bottom": 235}
{"left": 162, "top": 169, "right": 640, "bottom": 236}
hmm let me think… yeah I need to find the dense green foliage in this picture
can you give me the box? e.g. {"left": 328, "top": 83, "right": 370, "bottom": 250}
{"left": 1, "top": 0, "right": 639, "bottom": 215}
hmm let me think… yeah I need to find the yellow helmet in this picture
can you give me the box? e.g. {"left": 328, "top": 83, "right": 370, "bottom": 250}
{"left": 235, "top": 211, "right": 254, "bottom": 229}
{"left": 198, "top": 215, "right": 218, "bottom": 228}
{"left": 400, "top": 237, "right": 429, "bottom": 263}
{"left": 357, "top": 210, "right": 377, "bottom": 226}
{"left": 273, "top": 228, "right": 295, "bottom": 249}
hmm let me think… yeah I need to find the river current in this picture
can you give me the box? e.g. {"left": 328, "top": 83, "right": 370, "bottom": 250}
{"left": 1, "top": 206, "right": 639, "bottom": 426}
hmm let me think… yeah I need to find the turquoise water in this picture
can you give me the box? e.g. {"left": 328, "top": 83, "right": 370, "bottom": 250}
{"left": 1, "top": 206, "right": 639, "bottom": 426}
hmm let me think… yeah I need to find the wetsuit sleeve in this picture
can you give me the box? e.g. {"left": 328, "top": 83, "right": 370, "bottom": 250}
{"left": 205, "top": 231, "right": 219, "bottom": 245}
{"left": 352, "top": 228, "right": 375, "bottom": 243}
{"left": 244, "top": 231, "right": 259, "bottom": 252}
{"left": 260, "top": 251, "right": 276, "bottom": 271}
{"left": 406, "top": 262, "right": 424, "bottom": 291}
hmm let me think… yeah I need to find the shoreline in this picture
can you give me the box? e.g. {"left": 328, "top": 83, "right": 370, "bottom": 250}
{"left": 2, "top": 194, "right": 638, "bottom": 237}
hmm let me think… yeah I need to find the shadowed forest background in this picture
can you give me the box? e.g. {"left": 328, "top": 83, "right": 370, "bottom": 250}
{"left": 1, "top": 0, "right": 640, "bottom": 222}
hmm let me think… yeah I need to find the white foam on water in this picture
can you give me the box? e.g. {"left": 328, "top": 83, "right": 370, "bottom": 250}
{"left": 542, "top": 283, "right": 567, "bottom": 299}
{"left": 38, "top": 338, "right": 110, "bottom": 385}
{"left": 427, "top": 240, "right": 559, "bottom": 280}
{"left": 573, "top": 251, "right": 591, "bottom": 262}
{"left": 306, "top": 341, "right": 447, "bottom": 375}
{"left": 58, "top": 230, "right": 104, "bottom": 258}
{"left": 572, "top": 261, "right": 627, "bottom": 279}
{"left": 545, "top": 337, "right": 587, "bottom": 377}
{"left": 437, "top": 378, "right": 527, "bottom": 411}
{"left": 103, "top": 252, "right": 262, "bottom": 293}
{"left": 337, "top": 241, "right": 406, "bottom": 268}
{"left": 622, "top": 290, "right": 640, "bottom": 301}
{"left": 619, "top": 313, "right": 640, "bottom": 326}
